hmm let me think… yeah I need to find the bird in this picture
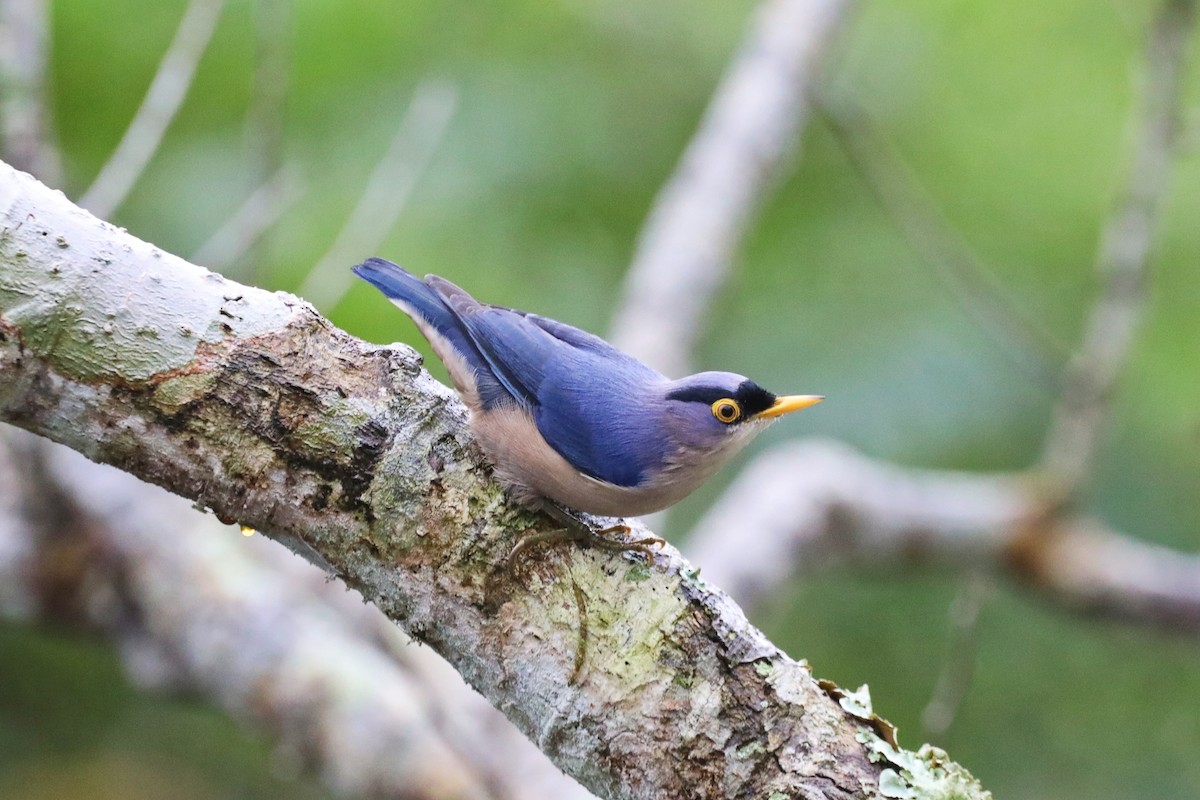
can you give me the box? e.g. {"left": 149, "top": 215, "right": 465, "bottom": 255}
{"left": 352, "top": 257, "right": 822, "bottom": 558}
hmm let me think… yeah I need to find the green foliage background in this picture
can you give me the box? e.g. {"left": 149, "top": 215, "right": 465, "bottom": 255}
{"left": 2, "top": 0, "right": 1199, "bottom": 797}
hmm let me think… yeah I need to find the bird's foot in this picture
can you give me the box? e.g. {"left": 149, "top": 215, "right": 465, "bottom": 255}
{"left": 507, "top": 527, "right": 578, "bottom": 567}
{"left": 573, "top": 523, "right": 666, "bottom": 564}
{"left": 507, "top": 508, "right": 665, "bottom": 573}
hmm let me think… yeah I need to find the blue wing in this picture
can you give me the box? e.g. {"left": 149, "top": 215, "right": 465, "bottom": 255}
{"left": 426, "top": 278, "right": 669, "bottom": 487}
{"left": 426, "top": 276, "right": 551, "bottom": 408}
{"left": 533, "top": 355, "right": 671, "bottom": 487}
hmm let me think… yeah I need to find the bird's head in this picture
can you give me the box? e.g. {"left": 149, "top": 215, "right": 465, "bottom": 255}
{"left": 661, "top": 371, "right": 822, "bottom": 457}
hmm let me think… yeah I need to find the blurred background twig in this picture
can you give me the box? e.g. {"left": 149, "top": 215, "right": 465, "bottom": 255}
{"left": 0, "top": 428, "right": 585, "bottom": 800}
{"left": 1041, "top": 0, "right": 1197, "bottom": 497}
{"left": 0, "top": 0, "right": 60, "bottom": 184}
{"left": 820, "top": 93, "right": 1066, "bottom": 389}
{"left": 191, "top": 164, "right": 305, "bottom": 271}
{"left": 296, "top": 79, "right": 459, "bottom": 310}
{"left": 608, "top": 0, "right": 856, "bottom": 378}
{"left": 78, "top": 0, "right": 226, "bottom": 219}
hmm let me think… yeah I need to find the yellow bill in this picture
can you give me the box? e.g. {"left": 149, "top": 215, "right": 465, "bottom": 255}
{"left": 757, "top": 394, "right": 824, "bottom": 419}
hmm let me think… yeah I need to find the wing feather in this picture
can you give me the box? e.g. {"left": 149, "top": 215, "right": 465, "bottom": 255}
{"left": 426, "top": 277, "right": 667, "bottom": 487}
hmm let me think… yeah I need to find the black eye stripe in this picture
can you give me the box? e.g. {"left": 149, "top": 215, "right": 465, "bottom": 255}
{"left": 665, "top": 386, "right": 725, "bottom": 404}
{"left": 735, "top": 380, "right": 777, "bottom": 416}
{"left": 668, "top": 380, "right": 777, "bottom": 417}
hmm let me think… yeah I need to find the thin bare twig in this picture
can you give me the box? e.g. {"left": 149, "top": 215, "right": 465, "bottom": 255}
{"left": 297, "top": 80, "right": 458, "bottom": 310}
{"left": 246, "top": 0, "right": 292, "bottom": 183}
{"left": 820, "top": 92, "right": 1066, "bottom": 390}
{"left": 920, "top": 572, "right": 991, "bottom": 739}
{"left": 79, "top": 0, "right": 226, "bottom": 219}
{"left": 0, "top": 0, "right": 61, "bottom": 183}
{"left": 608, "top": 0, "right": 856, "bottom": 377}
{"left": 1040, "top": 0, "right": 1197, "bottom": 493}
{"left": 229, "top": 0, "right": 294, "bottom": 280}
{"left": 191, "top": 165, "right": 305, "bottom": 271}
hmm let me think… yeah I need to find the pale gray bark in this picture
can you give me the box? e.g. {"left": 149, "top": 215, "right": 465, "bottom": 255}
{"left": 0, "top": 426, "right": 581, "bottom": 800}
{"left": 0, "top": 162, "right": 990, "bottom": 799}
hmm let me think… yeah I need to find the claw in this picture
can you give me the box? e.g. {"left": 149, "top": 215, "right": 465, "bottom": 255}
{"left": 584, "top": 524, "right": 665, "bottom": 564}
{"left": 507, "top": 527, "right": 575, "bottom": 571}
{"left": 506, "top": 508, "right": 667, "bottom": 573}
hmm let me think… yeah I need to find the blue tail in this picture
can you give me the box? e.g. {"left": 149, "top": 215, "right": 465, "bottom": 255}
{"left": 352, "top": 258, "right": 507, "bottom": 405}
{"left": 352, "top": 258, "right": 452, "bottom": 329}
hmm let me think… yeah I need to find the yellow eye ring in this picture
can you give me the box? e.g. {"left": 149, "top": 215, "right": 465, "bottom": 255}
{"left": 711, "top": 399, "right": 742, "bottom": 424}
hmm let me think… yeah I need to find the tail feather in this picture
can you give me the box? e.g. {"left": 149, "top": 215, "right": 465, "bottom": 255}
{"left": 352, "top": 257, "right": 502, "bottom": 407}
{"left": 352, "top": 258, "right": 450, "bottom": 329}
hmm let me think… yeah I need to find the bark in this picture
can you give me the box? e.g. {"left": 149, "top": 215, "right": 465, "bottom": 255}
{"left": 0, "top": 162, "right": 990, "bottom": 800}
{"left": 0, "top": 427, "right": 581, "bottom": 800}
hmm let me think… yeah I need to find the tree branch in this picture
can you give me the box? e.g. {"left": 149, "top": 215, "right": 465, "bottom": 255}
{"left": 0, "top": 427, "right": 582, "bottom": 800}
{"left": 0, "top": 162, "right": 990, "bottom": 799}
{"left": 688, "top": 0, "right": 1200, "bottom": 642}
{"left": 608, "top": 0, "right": 855, "bottom": 376}
{"left": 686, "top": 439, "right": 1200, "bottom": 633}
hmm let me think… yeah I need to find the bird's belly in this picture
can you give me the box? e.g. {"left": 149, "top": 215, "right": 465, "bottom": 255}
{"left": 470, "top": 406, "right": 700, "bottom": 517}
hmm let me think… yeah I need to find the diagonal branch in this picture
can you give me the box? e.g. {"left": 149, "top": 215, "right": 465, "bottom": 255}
{"left": 686, "top": 439, "right": 1200, "bottom": 633}
{"left": 608, "top": 0, "right": 856, "bottom": 377}
{"left": 0, "top": 427, "right": 579, "bottom": 800}
{"left": 0, "top": 163, "right": 990, "bottom": 800}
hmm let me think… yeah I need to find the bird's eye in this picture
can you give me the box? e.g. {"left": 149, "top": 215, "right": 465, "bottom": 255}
{"left": 711, "top": 399, "right": 742, "bottom": 424}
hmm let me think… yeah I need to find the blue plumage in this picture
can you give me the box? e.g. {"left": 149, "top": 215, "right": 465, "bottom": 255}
{"left": 530, "top": 348, "right": 669, "bottom": 487}
{"left": 355, "top": 258, "right": 667, "bottom": 486}
{"left": 352, "top": 259, "right": 505, "bottom": 406}
{"left": 353, "top": 258, "right": 821, "bottom": 517}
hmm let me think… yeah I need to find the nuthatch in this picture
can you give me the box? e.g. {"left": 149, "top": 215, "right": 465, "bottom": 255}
{"left": 353, "top": 258, "right": 822, "bottom": 553}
